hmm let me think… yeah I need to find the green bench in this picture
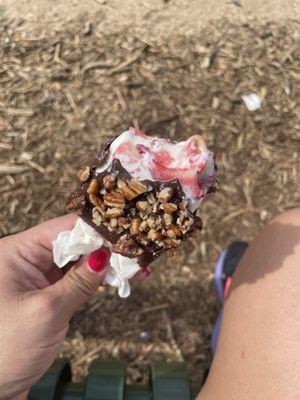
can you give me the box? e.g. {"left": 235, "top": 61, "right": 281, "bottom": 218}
{"left": 29, "top": 359, "right": 200, "bottom": 400}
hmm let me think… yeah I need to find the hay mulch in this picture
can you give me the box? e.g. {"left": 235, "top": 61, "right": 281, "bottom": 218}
{"left": 0, "top": 17, "right": 299, "bottom": 388}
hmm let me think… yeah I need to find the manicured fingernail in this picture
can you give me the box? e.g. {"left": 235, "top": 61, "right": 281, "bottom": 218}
{"left": 88, "top": 248, "right": 110, "bottom": 273}
{"left": 143, "top": 267, "right": 151, "bottom": 277}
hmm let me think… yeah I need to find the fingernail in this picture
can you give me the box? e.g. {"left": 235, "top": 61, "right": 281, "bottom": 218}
{"left": 88, "top": 248, "right": 110, "bottom": 273}
{"left": 143, "top": 267, "right": 151, "bottom": 278}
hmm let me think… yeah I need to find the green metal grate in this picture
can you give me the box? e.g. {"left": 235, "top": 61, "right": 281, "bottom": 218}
{"left": 29, "top": 359, "right": 199, "bottom": 400}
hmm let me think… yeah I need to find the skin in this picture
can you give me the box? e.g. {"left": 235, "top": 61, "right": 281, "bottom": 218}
{"left": 197, "top": 208, "right": 300, "bottom": 400}
{"left": 0, "top": 215, "right": 147, "bottom": 400}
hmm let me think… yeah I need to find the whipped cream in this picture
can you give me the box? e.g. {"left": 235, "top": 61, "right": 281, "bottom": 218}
{"left": 96, "top": 128, "right": 216, "bottom": 208}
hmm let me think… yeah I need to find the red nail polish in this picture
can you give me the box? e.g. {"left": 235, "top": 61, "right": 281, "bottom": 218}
{"left": 143, "top": 267, "right": 151, "bottom": 277}
{"left": 88, "top": 248, "right": 110, "bottom": 273}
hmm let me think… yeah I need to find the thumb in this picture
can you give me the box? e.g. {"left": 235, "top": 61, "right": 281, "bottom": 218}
{"left": 48, "top": 247, "right": 110, "bottom": 322}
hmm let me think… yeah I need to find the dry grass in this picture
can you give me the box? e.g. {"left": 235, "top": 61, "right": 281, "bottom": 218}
{"left": 0, "top": 16, "right": 299, "bottom": 387}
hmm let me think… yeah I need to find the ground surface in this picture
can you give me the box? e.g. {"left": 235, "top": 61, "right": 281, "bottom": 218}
{"left": 0, "top": 0, "right": 299, "bottom": 390}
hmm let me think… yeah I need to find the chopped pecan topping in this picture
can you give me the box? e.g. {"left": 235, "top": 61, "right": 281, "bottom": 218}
{"left": 147, "top": 216, "right": 156, "bottom": 228}
{"left": 127, "top": 179, "right": 148, "bottom": 195}
{"left": 109, "top": 217, "right": 118, "bottom": 228}
{"left": 166, "top": 225, "right": 182, "bottom": 238}
{"left": 136, "top": 201, "right": 148, "bottom": 212}
{"left": 113, "top": 234, "right": 143, "bottom": 257}
{"left": 104, "top": 191, "right": 126, "bottom": 208}
{"left": 103, "top": 174, "right": 116, "bottom": 190}
{"left": 92, "top": 207, "right": 103, "bottom": 226}
{"left": 105, "top": 207, "right": 124, "bottom": 218}
{"left": 118, "top": 217, "right": 130, "bottom": 229}
{"left": 130, "top": 218, "right": 141, "bottom": 236}
{"left": 148, "top": 229, "right": 162, "bottom": 241}
{"left": 89, "top": 193, "right": 102, "bottom": 207}
{"left": 163, "top": 202, "right": 178, "bottom": 213}
{"left": 87, "top": 179, "right": 100, "bottom": 195}
{"left": 76, "top": 166, "right": 90, "bottom": 182}
{"left": 164, "top": 238, "right": 181, "bottom": 248}
{"left": 117, "top": 179, "right": 137, "bottom": 200}
{"left": 157, "top": 187, "right": 174, "bottom": 201}
{"left": 163, "top": 213, "right": 173, "bottom": 226}
{"left": 139, "top": 220, "right": 149, "bottom": 232}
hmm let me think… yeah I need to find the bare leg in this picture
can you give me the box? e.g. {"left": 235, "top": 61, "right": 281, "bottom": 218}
{"left": 198, "top": 209, "right": 300, "bottom": 400}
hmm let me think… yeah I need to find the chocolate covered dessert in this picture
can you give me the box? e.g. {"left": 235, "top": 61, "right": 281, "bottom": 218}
{"left": 66, "top": 128, "right": 217, "bottom": 266}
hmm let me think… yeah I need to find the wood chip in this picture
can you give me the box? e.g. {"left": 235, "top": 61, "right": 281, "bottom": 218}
{"left": 0, "top": 164, "right": 30, "bottom": 175}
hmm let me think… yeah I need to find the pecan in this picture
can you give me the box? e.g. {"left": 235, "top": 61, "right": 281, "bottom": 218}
{"left": 157, "top": 187, "right": 174, "bottom": 201}
{"left": 152, "top": 202, "right": 160, "bottom": 214}
{"left": 130, "top": 218, "right": 141, "bottom": 236}
{"left": 164, "top": 238, "right": 181, "bottom": 248}
{"left": 104, "top": 191, "right": 126, "bottom": 208}
{"left": 127, "top": 179, "right": 148, "bottom": 195}
{"left": 117, "top": 179, "right": 137, "bottom": 200}
{"left": 147, "top": 216, "right": 156, "bottom": 228}
{"left": 114, "top": 235, "right": 143, "bottom": 257}
{"left": 163, "top": 213, "right": 173, "bottom": 226}
{"left": 89, "top": 194, "right": 102, "bottom": 207}
{"left": 136, "top": 201, "right": 148, "bottom": 212}
{"left": 139, "top": 220, "right": 149, "bottom": 232}
{"left": 105, "top": 207, "right": 124, "bottom": 217}
{"left": 103, "top": 174, "right": 116, "bottom": 190}
{"left": 118, "top": 217, "right": 130, "bottom": 229}
{"left": 147, "top": 193, "right": 156, "bottom": 205}
{"left": 166, "top": 225, "right": 182, "bottom": 238}
{"left": 92, "top": 207, "right": 103, "bottom": 226}
{"left": 163, "top": 202, "right": 177, "bottom": 213}
{"left": 87, "top": 179, "right": 100, "bottom": 195}
{"left": 183, "top": 217, "right": 194, "bottom": 228}
{"left": 117, "top": 179, "right": 148, "bottom": 200}
{"left": 179, "top": 200, "right": 187, "bottom": 211}
{"left": 66, "top": 193, "right": 86, "bottom": 212}
{"left": 136, "top": 233, "right": 148, "bottom": 246}
{"left": 148, "top": 229, "right": 162, "bottom": 241}
{"left": 76, "top": 166, "right": 90, "bottom": 182}
{"left": 110, "top": 217, "right": 118, "bottom": 228}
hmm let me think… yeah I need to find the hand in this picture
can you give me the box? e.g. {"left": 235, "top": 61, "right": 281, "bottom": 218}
{"left": 0, "top": 215, "right": 149, "bottom": 399}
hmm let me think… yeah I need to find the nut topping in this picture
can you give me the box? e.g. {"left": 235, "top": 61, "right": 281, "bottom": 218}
{"left": 104, "top": 191, "right": 126, "bottom": 208}
{"left": 92, "top": 207, "right": 102, "bottom": 226}
{"left": 103, "top": 174, "right": 116, "bottom": 190}
{"left": 118, "top": 217, "right": 130, "bottom": 229}
{"left": 89, "top": 193, "right": 102, "bottom": 207}
{"left": 87, "top": 179, "right": 100, "bottom": 195}
{"left": 110, "top": 217, "right": 118, "bottom": 228}
{"left": 105, "top": 207, "right": 124, "bottom": 218}
{"left": 157, "top": 187, "right": 174, "bottom": 202}
{"left": 163, "top": 213, "right": 173, "bottom": 226}
{"left": 148, "top": 229, "right": 161, "bottom": 241}
{"left": 139, "top": 220, "right": 149, "bottom": 232}
{"left": 164, "top": 238, "right": 181, "bottom": 247}
{"left": 130, "top": 218, "right": 141, "bottom": 236}
{"left": 147, "top": 216, "right": 156, "bottom": 228}
{"left": 117, "top": 179, "right": 137, "bottom": 200}
{"left": 136, "top": 201, "right": 148, "bottom": 212}
{"left": 127, "top": 179, "right": 148, "bottom": 195}
{"left": 166, "top": 225, "right": 182, "bottom": 238}
{"left": 76, "top": 166, "right": 90, "bottom": 182}
{"left": 163, "top": 202, "right": 177, "bottom": 213}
